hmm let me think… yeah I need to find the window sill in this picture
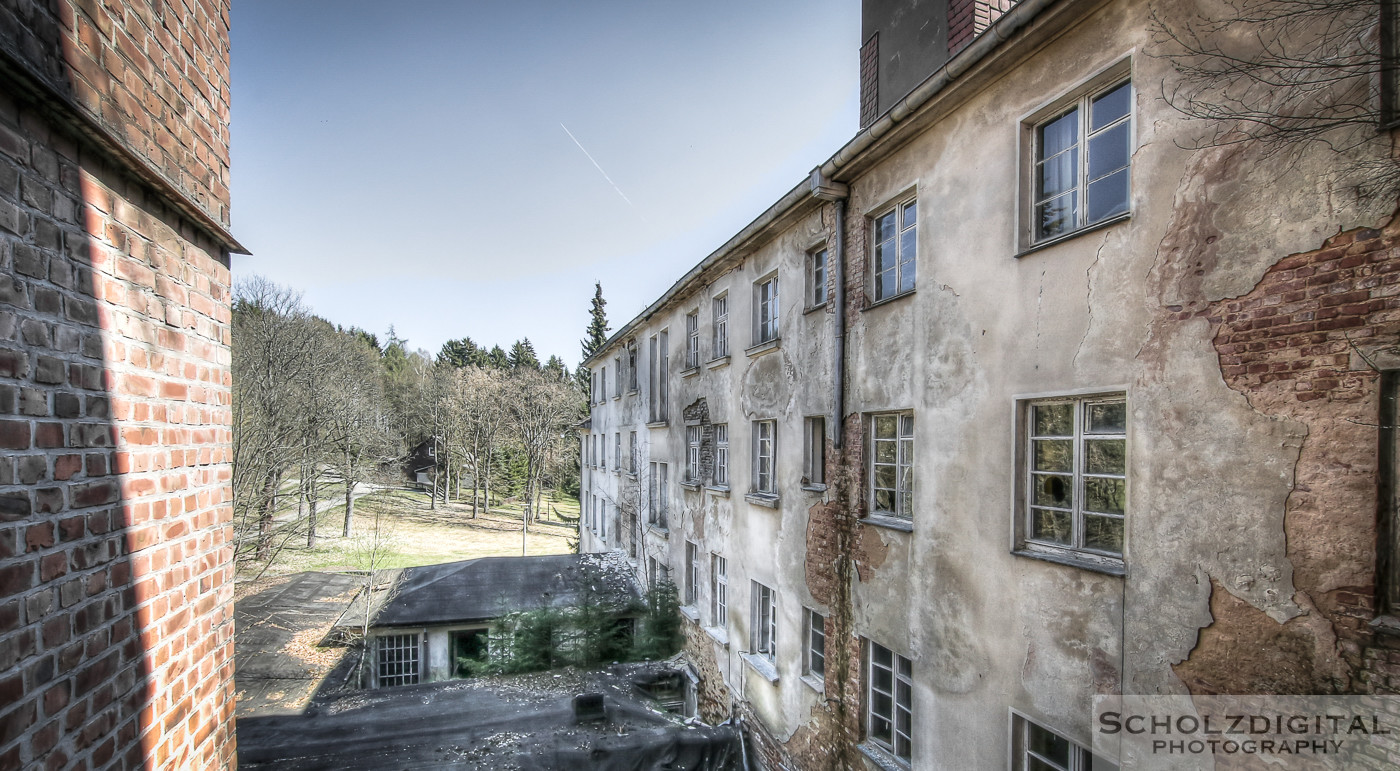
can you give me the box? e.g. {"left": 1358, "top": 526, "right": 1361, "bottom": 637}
{"left": 646, "top": 421, "right": 668, "bottom": 429}
{"left": 745, "top": 338, "right": 781, "bottom": 358}
{"left": 706, "top": 355, "right": 731, "bottom": 370}
{"left": 863, "top": 289, "right": 915, "bottom": 312}
{"left": 803, "top": 302, "right": 828, "bottom": 315}
{"left": 680, "top": 366, "right": 701, "bottom": 379}
{"left": 741, "top": 653, "right": 779, "bottom": 683}
{"left": 1012, "top": 545, "right": 1125, "bottom": 576}
{"left": 799, "top": 674, "right": 824, "bottom": 695}
{"left": 680, "top": 605, "right": 701, "bottom": 622}
{"left": 1371, "top": 616, "right": 1400, "bottom": 636}
{"left": 646, "top": 525, "right": 670, "bottom": 538}
{"left": 680, "top": 481, "right": 701, "bottom": 491}
{"left": 1016, "top": 212, "right": 1131, "bottom": 258}
{"left": 705, "top": 486, "right": 730, "bottom": 498}
{"left": 801, "top": 483, "right": 827, "bottom": 493}
{"left": 704, "top": 625, "right": 729, "bottom": 647}
{"left": 862, "top": 513, "right": 912, "bottom": 532}
{"left": 857, "top": 742, "right": 910, "bottom": 771}
{"left": 744, "top": 493, "right": 780, "bottom": 509}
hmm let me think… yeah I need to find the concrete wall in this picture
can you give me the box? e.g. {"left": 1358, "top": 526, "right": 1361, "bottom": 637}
{"left": 0, "top": 0, "right": 238, "bottom": 768}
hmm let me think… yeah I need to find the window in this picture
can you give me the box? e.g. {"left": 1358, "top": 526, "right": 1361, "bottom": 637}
{"left": 713, "top": 424, "right": 729, "bottom": 487}
{"left": 685, "top": 310, "right": 701, "bottom": 369}
{"left": 613, "top": 356, "right": 622, "bottom": 398}
{"left": 751, "top": 582, "right": 776, "bottom": 660}
{"left": 601, "top": 366, "right": 607, "bottom": 403}
{"left": 600, "top": 499, "right": 608, "bottom": 539}
{"left": 684, "top": 541, "right": 699, "bottom": 607}
{"left": 755, "top": 274, "right": 780, "bottom": 344}
{"left": 1012, "top": 714, "right": 1119, "bottom": 771}
{"left": 628, "top": 341, "right": 638, "bottom": 392}
{"left": 649, "top": 331, "right": 669, "bottom": 422}
{"left": 614, "top": 433, "right": 621, "bottom": 475}
{"left": 1380, "top": 371, "right": 1400, "bottom": 615}
{"left": 870, "top": 413, "right": 913, "bottom": 519}
{"left": 377, "top": 633, "right": 420, "bottom": 687}
{"left": 804, "top": 609, "right": 825, "bottom": 681}
{"left": 1031, "top": 79, "right": 1132, "bottom": 243}
{"left": 804, "top": 416, "right": 826, "bottom": 487}
{"left": 872, "top": 198, "right": 916, "bottom": 301}
{"left": 1019, "top": 394, "right": 1126, "bottom": 567}
{"left": 752, "top": 420, "right": 776, "bottom": 495}
{"left": 649, "top": 461, "right": 668, "bottom": 529}
{"left": 710, "top": 554, "right": 727, "bottom": 627}
{"left": 629, "top": 431, "right": 637, "bottom": 474}
{"left": 591, "top": 371, "right": 599, "bottom": 405}
{"left": 685, "top": 425, "right": 701, "bottom": 483}
{"left": 867, "top": 641, "right": 911, "bottom": 761}
{"left": 808, "top": 247, "right": 829, "bottom": 309}
{"left": 712, "top": 294, "right": 729, "bottom": 358}
{"left": 649, "top": 557, "right": 671, "bottom": 588}
{"left": 599, "top": 435, "right": 606, "bottom": 472}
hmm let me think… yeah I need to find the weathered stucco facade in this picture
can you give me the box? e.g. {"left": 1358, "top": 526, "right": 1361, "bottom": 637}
{"left": 581, "top": 0, "right": 1400, "bottom": 768}
{"left": 1, "top": 0, "right": 242, "bottom": 768}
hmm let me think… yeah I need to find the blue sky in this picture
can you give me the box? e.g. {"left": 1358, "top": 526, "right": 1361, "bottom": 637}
{"left": 230, "top": 0, "right": 859, "bottom": 366}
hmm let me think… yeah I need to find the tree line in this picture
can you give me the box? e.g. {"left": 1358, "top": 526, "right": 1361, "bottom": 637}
{"left": 231, "top": 277, "right": 607, "bottom": 568}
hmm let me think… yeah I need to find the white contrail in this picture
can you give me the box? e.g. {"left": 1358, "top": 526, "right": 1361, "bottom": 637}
{"left": 560, "top": 123, "right": 638, "bottom": 211}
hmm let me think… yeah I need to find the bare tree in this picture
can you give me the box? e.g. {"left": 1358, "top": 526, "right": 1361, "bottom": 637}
{"left": 507, "top": 368, "right": 582, "bottom": 526}
{"left": 1151, "top": 0, "right": 1396, "bottom": 195}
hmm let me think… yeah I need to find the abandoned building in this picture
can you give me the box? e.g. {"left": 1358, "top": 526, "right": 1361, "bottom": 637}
{"left": 1, "top": 1, "right": 242, "bottom": 769}
{"left": 353, "top": 553, "right": 643, "bottom": 688}
{"left": 580, "top": 0, "right": 1400, "bottom": 769}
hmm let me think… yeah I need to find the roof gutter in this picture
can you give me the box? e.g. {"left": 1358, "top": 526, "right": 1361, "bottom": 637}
{"left": 583, "top": 0, "right": 1058, "bottom": 368}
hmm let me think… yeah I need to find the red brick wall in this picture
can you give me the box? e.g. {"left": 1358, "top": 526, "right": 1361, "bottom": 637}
{"left": 0, "top": 0, "right": 236, "bottom": 768}
{"left": 949, "top": 0, "right": 1017, "bottom": 54}
{"left": 1176, "top": 218, "right": 1400, "bottom": 701}
{"left": 0, "top": 0, "right": 234, "bottom": 227}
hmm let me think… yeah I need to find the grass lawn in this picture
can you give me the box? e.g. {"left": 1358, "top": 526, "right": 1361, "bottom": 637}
{"left": 239, "top": 487, "right": 581, "bottom": 580}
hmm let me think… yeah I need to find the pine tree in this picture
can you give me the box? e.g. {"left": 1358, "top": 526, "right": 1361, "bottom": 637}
{"left": 439, "top": 337, "right": 486, "bottom": 368}
{"left": 508, "top": 338, "right": 540, "bottom": 371}
{"left": 486, "top": 345, "right": 510, "bottom": 370}
{"left": 577, "top": 283, "right": 609, "bottom": 393}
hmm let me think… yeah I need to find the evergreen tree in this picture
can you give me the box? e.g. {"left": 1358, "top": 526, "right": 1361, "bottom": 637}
{"left": 577, "top": 282, "right": 609, "bottom": 392}
{"left": 508, "top": 338, "right": 540, "bottom": 371}
{"left": 543, "top": 355, "right": 569, "bottom": 382}
{"left": 486, "top": 345, "right": 510, "bottom": 370}
{"left": 439, "top": 337, "right": 487, "bottom": 368}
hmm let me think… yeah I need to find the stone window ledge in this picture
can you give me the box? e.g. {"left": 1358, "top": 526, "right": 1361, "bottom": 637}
{"left": 857, "top": 742, "right": 909, "bottom": 771}
{"left": 646, "top": 420, "right": 668, "bottom": 429}
{"left": 646, "top": 525, "right": 670, "bottom": 539}
{"left": 741, "top": 653, "right": 779, "bottom": 683}
{"left": 705, "top": 486, "right": 730, "bottom": 498}
{"left": 680, "top": 366, "right": 700, "bottom": 379}
{"left": 680, "top": 481, "right": 701, "bottom": 491}
{"left": 1370, "top": 615, "right": 1400, "bottom": 636}
{"left": 745, "top": 338, "right": 780, "bottom": 358}
{"left": 1012, "top": 546, "right": 1125, "bottom": 577}
{"left": 1016, "top": 211, "right": 1131, "bottom": 259}
{"left": 799, "top": 674, "right": 824, "bottom": 695}
{"left": 862, "top": 513, "right": 913, "bottom": 533}
{"left": 801, "top": 483, "right": 828, "bottom": 493}
{"left": 803, "top": 301, "right": 828, "bottom": 315}
{"left": 704, "top": 625, "right": 729, "bottom": 646}
{"left": 744, "top": 493, "right": 780, "bottom": 509}
{"left": 679, "top": 605, "right": 700, "bottom": 622}
{"left": 706, "top": 355, "right": 731, "bottom": 370}
{"left": 862, "top": 289, "right": 915, "bottom": 313}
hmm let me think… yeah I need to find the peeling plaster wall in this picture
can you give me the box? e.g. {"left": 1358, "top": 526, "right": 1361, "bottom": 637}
{"left": 583, "top": 0, "right": 1394, "bottom": 767}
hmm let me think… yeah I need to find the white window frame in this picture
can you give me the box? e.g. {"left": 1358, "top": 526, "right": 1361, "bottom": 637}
{"left": 599, "top": 434, "right": 605, "bottom": 472}
{"left": 1015, "top": 390, "right": 1127, "bottom": 572}
{"left": 754, "top": 273, "right": 780, "bottom": 345}
{"left": 684, "top": 540, "right": 699, "bottom": 607}
{"left": 870, "top": 196, "right": 916, "bottom": 302}
{"left": 628, "top": 431, "right": 637, "bottom": 475}
{"left": 649, "top": 330, "right": 669, "bottom": 422}
{"left": 649, "top": 461, "right": 669, "bottom": 529}
{"left": 713, "top": 423, "right": 729, "bottom": 488}
{"left": 804, "top": 416, "right": 826, "bottom": 487}
{"left": 376, "top": 633, "right": 421, "bottom": 687}
{"left": 869, "top": 412, "right": 914, "bottom": 520}
{"left": 710, "top": 554, "right": 727, "bottom": 628}
{"left": 712, "top": 293, "right": 729, "bottom": 359}
{"left": 752, "top": 419, "right": 776, "bottom": 495}
{"left": 751, "top": 582, "right": 776, "bottom": 661}
{"left": 804, "top": 608, "right": 826, "bottom": 682}
{"left": 866, "top": 640, "right": 912, "bottom": 761}
{"left": 627, "top": 340, "right": 638, "bottom": 392}
{"left": 1011, "top": 711, "right": 1117, "bottom": 771}
{"left": 1020, "top": 60, "right": 1133, "bottom": 249}
{"left": 613, "top": 355, "right": 622, "bottom": 398}
{"left": 685, "top": 424, "right": 701, "bottom": 483}
{"left": 807, "top": 246, "right": 829, "bottom": 310}
{"left": 685, "top": 310, "right": 701, "bottom": 369}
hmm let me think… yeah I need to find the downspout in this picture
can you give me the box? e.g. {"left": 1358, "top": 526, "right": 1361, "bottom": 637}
{"left": 810, "top": 171, "right": 850, "bottom": 447}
